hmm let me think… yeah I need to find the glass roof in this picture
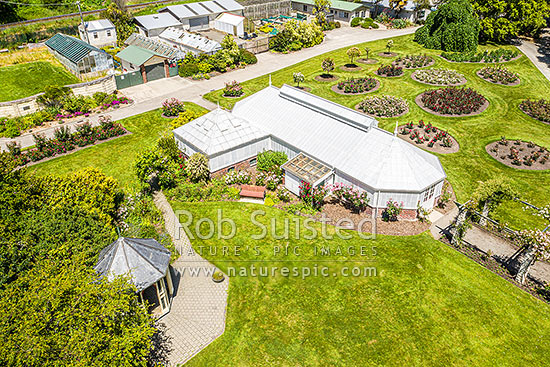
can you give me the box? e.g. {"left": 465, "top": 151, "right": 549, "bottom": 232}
{"left": 282, "top": 153, "right": 332, "bottom": 184}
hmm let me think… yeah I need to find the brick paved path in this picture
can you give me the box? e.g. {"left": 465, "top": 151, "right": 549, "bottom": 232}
{"left": 154, "top": 191, "right": 228, "bottom": 365}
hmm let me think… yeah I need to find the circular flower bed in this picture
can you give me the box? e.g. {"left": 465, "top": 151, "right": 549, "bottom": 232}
{"left": 411, "top": 68, "right": 466, "bottom": 86}
{"left": 315, "top": 74, "right": 339, "bottom": 82}
{"left": 356, "top": 95, "right": 409, "bottom": 118}
{"left": 486, "top": 138, "right": 550, "bottom": 170}
{"left": 393, "top": 54, "right": 434, "bottom": 69}
{"left": 331, "top": 77, "right": 379, "bottom": 95}
{"left": 339, "top": 64, "right": 363, "bottom": 72}
{"left": 398, "top": 121, "right": 459, "bottom": 154}
{"left": 376, "top": 64, "right": 403, "bottom": 77}
{"left": 417, "top": 87, "right": 488, "bottom": 116}
{"left": 223, "top": 80, "right": 244, "bottom": 98}
{"left": 477, "top": 66, "right": 520, "bottom": 86}
{"left": 519, "top": 99, "right": 550, "bottom": 123}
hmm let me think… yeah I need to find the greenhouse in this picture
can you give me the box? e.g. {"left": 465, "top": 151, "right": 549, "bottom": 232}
{"left": 173, "top": 85, "right": 446, "bottom": 211}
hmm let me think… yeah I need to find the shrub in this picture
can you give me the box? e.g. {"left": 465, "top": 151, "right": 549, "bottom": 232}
{"left": 32, "top": 133, "right": 48, "bottom": 151}
{"left": 277, "top": 187, "right": 291, "bottom": 202}
{"left": 178, "top": 63, "right": 199, "bottom": 77}
{"left": 293, "top": 72, "right": 305, "bottom": 87}
{"left": 197, "top": 62, "right": 213, "bottom": 74}
{"left": 225, "top": 170, "right": 251, "bottom": 185}
{"left": 361, "top": 18, "right": 379, "bottom": 29}
{"left": 240, "top": 49, "right": 257, "bottom": 65}
{"left": 62, "top": 95, "right": 94, "bottom": 114}
{"left": 223, "top": 80, "right": 244, "bottom": 97}
{"left": 53, "top": 126, "right": 71, "bottom": 142}
{"left": 478, "top": 66, "right": 519, "bottom": 85}
{"left": 299, "top": 181, "right": 327, "bottom": 210}
{"left": 256, "top": 171, "right": 283, "bottom": 190}
{"left": 187, "top": 153, "right": 210, "bottom": 183}
{"left": 414, "top": 0, "right": 479, "bottom": 52}
{"left": 171, "top": 109, "right": 206, "bottom": 129}
{"left": 346, "top": 47, "right": 361, "bottom": 64}
{"left": 357, "top": 95, "right": 408, "bottom": 117}
{"left": 441, "top": 49, "right": 519, "bottom": 63}
{"left": 162, "top": 98, "right": 185, "bottom": 117}
{"left": 389, "top": 19, "right": 407, "bottom": 29}
{"left": 36, "top": 85, "right": 72, "bottom": 108}
{"left": 257, "top": 150, "right": 288, "bottom": 173}
{"left": 382, "top": 199, "right": 404, "bottom": 222}
{"left": 377, "top": 64, "right": 403, "bottom": 77}
{"left": 414, "top": 68, "right": 465, "bottom": 85}
{"left": 336, "top": 77, "right": 377, "bottom": 94}
{"left": 519, "top": 99, "right": 550, "bottom": 122}
{"left": 269, "top": 20, "right": 324, "bottom": 52}
{"left": 351, "top": 17, "right": 363, "bottom": 27}
{"left": 330, "top": 183, "right": 369, "bottom": 212}
{"left": 6, "top": 141, "right": 21, "bottom": 156}
{"left": 420, "top": 87, "right": 486, "bottom": 115}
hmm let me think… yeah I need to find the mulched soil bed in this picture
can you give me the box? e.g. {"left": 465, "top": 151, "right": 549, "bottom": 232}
{"left": 314, "top": 74, "right": 339, "bottom": 82}
{"left": 433, "top": 180, "right": 456, "bottom": 215}
{"left": 356, "top": 58, "right": 379, "bottom": 64}
{"left": 375, "top": 70, "right": 403, "bottom": 78}
{"left": 393, "top": 58, "right": 435, "bottom": 69}
{"left": 295, "top": 86, "right": 311, "bottom": 92}
{"left": 397, "top": 124, "right": 460, "bottom": 154}
{"left": 339, "top": 64, "right": 363, "bottom": 72}
{"left": 354, "top": 103, "right": 410, "bottom": 119}
{"left": 485, "top": 140, "right": 550, "bottom": 170}
{"left": 411, "top": 71, "right": 467, "bottom": 86}
{"left": 415, "top": 93, "right": 489, "bottom": 117}
{"left": 330, "top": 79, "right": 381, "bottom": 95}
{"left": 378, "top": 52, "right": 398, "bottom": 57}
{"left": 22, "top": 131, "right": 131, "bottom": 168}
{"left": 476, "top": 70, "right": 521, "bottom": 86}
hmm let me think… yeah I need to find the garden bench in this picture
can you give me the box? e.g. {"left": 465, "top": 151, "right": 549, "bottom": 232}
{"left": 240, "top": 184, "right": 266, "bottom": 199}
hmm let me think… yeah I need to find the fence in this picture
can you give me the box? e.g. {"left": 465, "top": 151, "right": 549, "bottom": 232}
{"left": 240, "top": 36, "right": 272, "bottom": 54}
{"left": 243, "top": 0, "right": 292, "bottom": 20}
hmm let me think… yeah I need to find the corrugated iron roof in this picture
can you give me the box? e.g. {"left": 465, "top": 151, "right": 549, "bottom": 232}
{"left": 116, "top": 45, "right": 159, "bottom": 65}
{"left": 158, "top": 27, "right": 222, "bottom": 54}
{"left": 84, "top": 19, "right": 115, "bottom": 32}
{"left": 160, "top": 0, "right": 243, "bottom": 20}
{"left": 45, "top": 33, "right": 101, "bottom": 63}
{"left": 125, "top": 32, "right": 183, "bottom": 59}
{"left": 134, "top": 12, "right": 181, "bottom": 30}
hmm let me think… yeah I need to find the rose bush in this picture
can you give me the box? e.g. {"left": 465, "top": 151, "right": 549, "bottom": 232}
{"left": 414, "top": 68, "right": 465, "bottom": 85}
{"left": 357, "top": 95, "right": 408, "bottom": 117}
{"left": 519, "top": 99, "right": 550, "bottom": 122}
{"left": 336, "top": 77, "right": 377, "bottom": 94}
{"left": 478, "top": 66, "right": 519, "bottom": 85}
{"left": 420, "top": 87, "right": 486, "bottom": 115}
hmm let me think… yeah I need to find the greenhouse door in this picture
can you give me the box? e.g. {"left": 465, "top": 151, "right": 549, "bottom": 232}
{"left": 145, "top": 62, "right": 165, "bottom": 82}
{"left": 155, "top": 278, "right": 171, "bottom": 317}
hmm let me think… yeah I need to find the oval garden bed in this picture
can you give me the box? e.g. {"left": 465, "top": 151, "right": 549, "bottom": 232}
{"left": 378, "top": 51, "right": 398, "bottom": 58}
{"left": 376, "top": 64, "right": 403, "bottom": 77}
{"left": 416, "top": 87, "right": 489, "bottom": 117}
{"left": 477, "top": 66, "right": 520, "bottom": 86}
{"left": 393, "top": 54, "right": 435, "bottom": 69}
{"left": 331, "top": 77, "right": 380, "bottom": 95}
{"left": 411, "top": 68, "right": 466, "bottom": 86}
{"left": 518, "top": 99, "right": 550, "bottom": 124}
{"left": 339, "top": 64, "right": 363, "bottom": 72}
{"left": 486, "top": 138, "right": 550, "bottom": 170}
{"left": 355, "top": 95, "right": 409, "bottom": 118}
{"left": 356, "top": 58, "right": 378, "bottom": 65}
{"left": 398, "top": 121, "right": 459, "bottom": 154}
{"left": 440, "top": 49, "right": 521, "bottom": 63}
{"left": 315, "top": 74, "right": 339, "bottom": 82}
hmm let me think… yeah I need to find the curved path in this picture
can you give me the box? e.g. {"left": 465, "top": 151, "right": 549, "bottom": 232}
{"left": 1, "top": 25, "right": 417, "bottom": 151}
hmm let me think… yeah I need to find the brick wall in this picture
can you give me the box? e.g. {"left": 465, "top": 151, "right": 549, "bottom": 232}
{"left": 212, "top": 157, "right": 254, "bottom": 177}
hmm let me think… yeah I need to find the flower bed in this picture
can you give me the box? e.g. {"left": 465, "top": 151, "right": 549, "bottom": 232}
{"left": 393, "top": 54, "right": 434, "bottom": 69}
{"left": 332, "top": 77, "right": 379, "bottom": 94}
{"left": 440, "top": 49, "right": 520, "bottom": 63}
{"left": 411, "top": 68, "right": 466, "bottom": 86}
{"left": 162, "top": 98, "right": 186, "bottom": 117}
{"left": 376, "top": 64, "right": 403, "bottom": 77}
{"left": 486, "top": 138, "right": 549, "bottom": 170}
{"left": 223, "top": 80, "right": 244, "bottom": 97}
{"left": 398, "top": 121, "right": 459, "bottom": 154}
{"left": 519, "top": 99, "right": 550, "bottom": 123}
{"left": 6, "top": 116, "right": 127, "bottom": 167}
{"left": 417, "top": 87, "right": 488, "bottom": 116}
{"left": 356, "top": 95, "right": 409, "bottom": 118}
{"left": 477, "top": 66, "right": 520, "bottom": 86}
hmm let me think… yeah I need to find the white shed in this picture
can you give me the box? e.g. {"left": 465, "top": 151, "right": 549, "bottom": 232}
{"left": 213, "top": 12, "right": 245, "bottom": 37}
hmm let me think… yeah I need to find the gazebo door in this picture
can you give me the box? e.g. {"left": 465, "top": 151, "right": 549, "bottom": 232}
{"left": 156, "top": 278, "right": 171, "bottom": 316}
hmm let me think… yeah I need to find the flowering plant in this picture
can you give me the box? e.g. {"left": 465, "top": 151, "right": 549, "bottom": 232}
{"left": 382, "top": 199, "right": 404, "bottom": 222}
{"left": 299, "top": 181, "right": 327, "bottom": 210}
{"left": 225, "top": 170, "right": 251, "bottom": 185}
{"left": 519, "top": 99, "right": 550, "bottom": 123}
{"left": 223, "top": 80, "right": 244, "bottom": 97}
{"left": 377, "top": 64, "right": 403, "bottom": 77}
{"left": 479, "top": 65, "right": 519, "bottom": 85}
{"left": 336, "top": 77, "right": 377, "bottom": 94}
{"left": 414, "top": 68, "right": 464, "bottom": 85}
{"left": 358, "top": 95, "right": 408, "bottom": 117}
{"left": 421, "top": 87, "right": 486, "bottom": 115}
{"left": 162, "top": 98, "right": 186, "bottom": 117}
{"left": 394, "top": 54, "right": 433, "bottom": 69}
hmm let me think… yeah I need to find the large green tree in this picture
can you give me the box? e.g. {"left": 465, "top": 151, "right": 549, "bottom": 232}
{"left": 414, "top": 0, "right": 480, "bottom": 52}
{"left": 471, "top": 0, "right": 549, "bottom": 42}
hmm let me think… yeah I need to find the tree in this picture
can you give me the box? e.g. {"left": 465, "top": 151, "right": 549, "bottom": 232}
{"left": 471, "top": 0, "right": 550, "bottom": 42}
{"left": 101, "top": 1, "right": 134, "bottom": 46}
{"left": 346, "top": 47, "right": 361, "bottom": 65}
{"left": 514, "top": 229, "right": 550, "bottom": 284}
{"left": 187, "top": 153, "right": 210, "bottom": 183}
{"left": 470, "top": 177, "right": 518, "bottom": 225}
{"left": 312, "top": 0, "right": 331, "bottom": 27}
{"left": 414, "top": 0, "right": 480, "bottom": 52}
{"left": 0, "top": 260, "right": 157, "bottom": 366}
{"left": 293, "top": 72, "right": 305, "bottom": 87}
{"left": 0, "top": 2, "right": 20, "bottom": 24}
{"left": 221, "top": 35, "right": 241, "bottom": 66}
{"left": 386, "top": 39, "right": 394, "bottom": 53}
{"left": 389, "top": 0, "right": 408, "bottom": 17}
{"left": 371, "top": 0, "right": 383, "bottom": 17}
{"left": 321, "top": 57, "right": 335, "bottom": 75}
{"left": 364, "top": 47, "right": 371, "bottom": 60}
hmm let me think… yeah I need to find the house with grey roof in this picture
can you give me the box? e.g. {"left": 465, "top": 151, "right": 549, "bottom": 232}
{"left": 78, "top": 19, "right": 117, "bottom": 48}
{"left": 134, "top": 12, "right": 182, "bottom": 37}
{"left": 45, "top": 33, "right": 114, "bottom": 78}
{"left": 159, "top": 0, "right": 244, "bottom": 31}
{"left": 173, "top": 84, "right": 447, "bottom": 214}
{"left": 364, "top": 0, "right": 433, "bottom": 21}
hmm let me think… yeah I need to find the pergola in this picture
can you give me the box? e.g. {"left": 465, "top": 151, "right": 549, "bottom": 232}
{"left": 95, "top": 237, "right": 174, "bottom": 316}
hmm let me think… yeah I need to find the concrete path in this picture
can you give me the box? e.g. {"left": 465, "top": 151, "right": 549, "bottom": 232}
{"left": 153, "top": 191, "right": 228, "bottom": 366}
{"left": 430, "top": 207, "right": 550, "bottom": 284}
{"left": 517, "top": 29, "right": 550, "bottom": 82}
{"left": 0, "top": 25, "right": 417, "bottom": 151}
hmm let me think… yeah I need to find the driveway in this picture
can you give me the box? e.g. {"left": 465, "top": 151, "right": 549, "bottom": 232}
{"left": 518, "top": 29, "right": 550, "bottom": 82}
{"left": 1, "top": 25, "right": 416, "bottom": 151}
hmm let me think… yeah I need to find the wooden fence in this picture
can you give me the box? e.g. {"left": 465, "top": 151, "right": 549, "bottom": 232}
{"left": 240, "top": 36, "right": 272, "bottom": 54}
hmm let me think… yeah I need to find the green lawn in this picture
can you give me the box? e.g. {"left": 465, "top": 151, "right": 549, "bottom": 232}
{"left": 173, "top": 201, "right": 550, "bottom": 366}
{"left": 204, "top": 34, "right": 550, "bottom": 229}
{"left": 29, "top": 103, "right": 207, "bottom": 187}
{"left": 0, "top": 61, "right": 79, "bottom": 102}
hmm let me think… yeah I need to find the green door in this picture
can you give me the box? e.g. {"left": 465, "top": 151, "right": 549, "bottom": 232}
{"left": 145, "top": 62, "right": 165, "bottom": 82}
{"left": 115, "top": 71, "right": 144, "bottom": 89}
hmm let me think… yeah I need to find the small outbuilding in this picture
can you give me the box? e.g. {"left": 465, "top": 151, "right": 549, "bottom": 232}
{"left": 95, "top": 237, "right": 174, "bottom": 317}
{"left": 159, "top": 0, "right": 244, "bottom": 31}
{"left": 158, "top": 27, "right": 222, "bottom": 55}
{"left": 291, "top": 0, "right": 369, "bottom": 22}
{"left": 78, "top": 19, "right": 117, "bottom": 47}
{"left": 45, "top": 33, "right": 114, "bottom": 78}
{"left": 213, "top": 12, "right": 245, "bottom": 37}
{"left": 116, "top": 45, "right": 174, "bottom": 82}
{"left": 134, "top": 13, "right": 182, "bottom": 37}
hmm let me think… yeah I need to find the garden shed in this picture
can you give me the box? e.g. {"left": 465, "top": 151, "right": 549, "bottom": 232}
{"left": 95, "top": 237, "right": 174, "bottom": 317}
{"left": 158, "top": 27, "right": 222, "bottom": 55}
{"left": 134, "top": 13, "right": 182, "bottom": 37}
{"left": 116, "top": 45, "right": 174, "bottom": 82}
{"left": 78, "top": 19, "right": 117, "bottom": 47}
{"left": 45, "top": 33, "right": 114, "bottom": 78}
{"left": 173, "top": 85, "right": 447, "bottom": 212}
{"left": 159, "top": 0, "right": 244, "bottom": 31}
{"left": 213, "top": 12, "right": 245, "bottom": 36}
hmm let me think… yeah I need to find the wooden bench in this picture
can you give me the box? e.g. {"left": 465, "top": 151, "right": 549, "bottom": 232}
{"left": 240, "top": 184, "right": 266, "bottom": 199}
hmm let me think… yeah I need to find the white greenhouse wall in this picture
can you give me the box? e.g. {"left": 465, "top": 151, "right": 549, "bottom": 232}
{"left": 213, "top": 18, "right": 244, "bottom": 36}
{"left": 285, "top": 171, "right": 302, "bottom": 196}
{"left": 209, "top": 137, "right": 270, "bottom": 171}
{"left": 270, "top": 137, "right": 300, "bottom": 160}
{"left": 377, "top": 191, "right": 420, "bottom": 210}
